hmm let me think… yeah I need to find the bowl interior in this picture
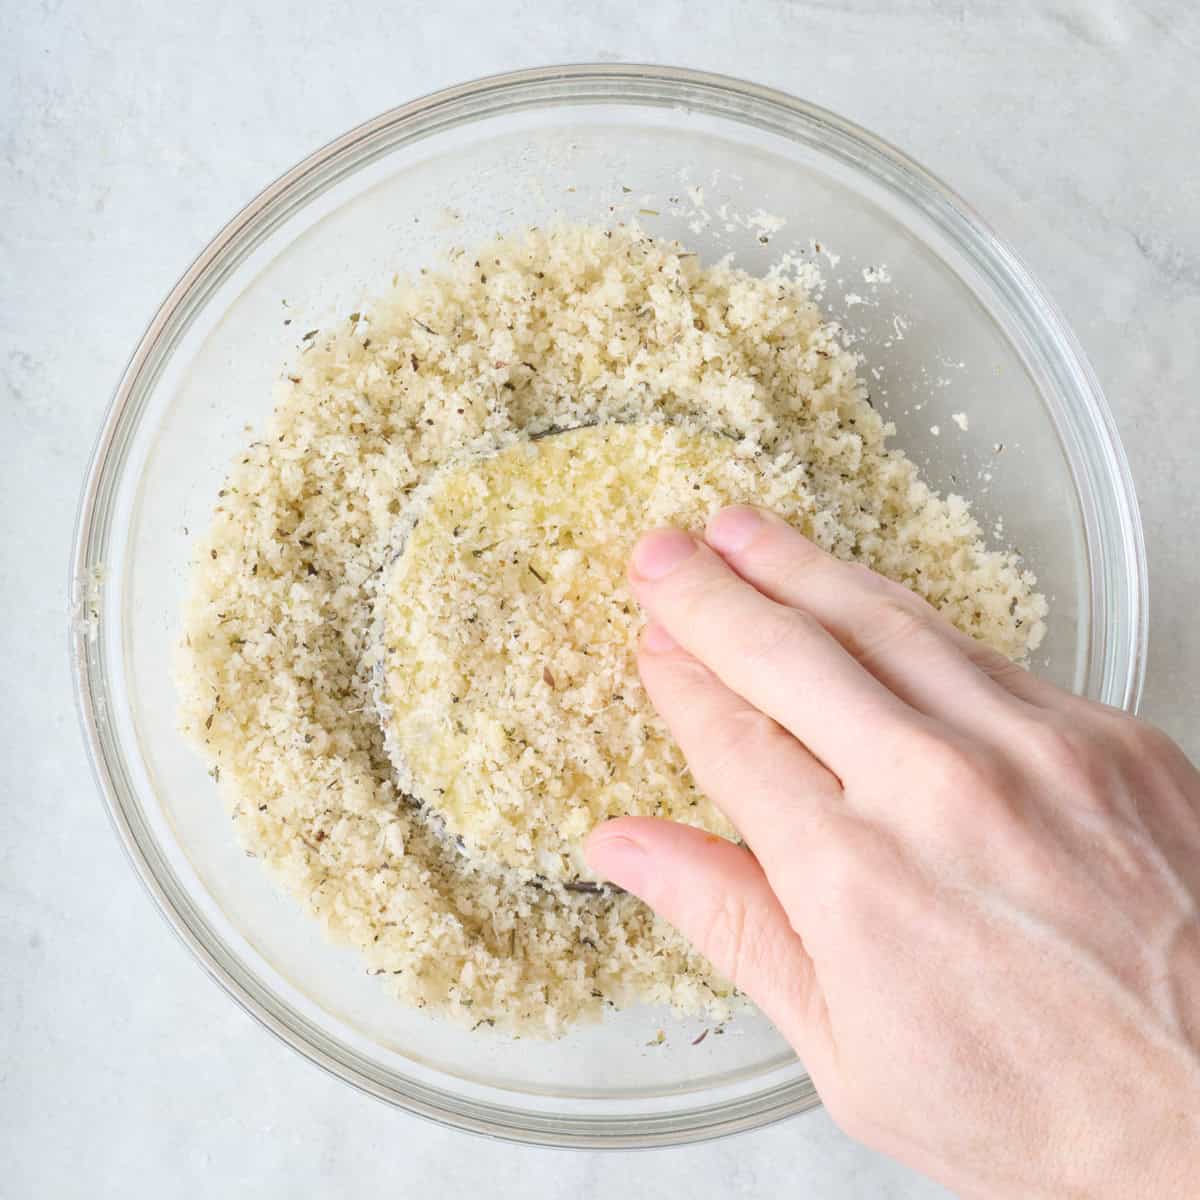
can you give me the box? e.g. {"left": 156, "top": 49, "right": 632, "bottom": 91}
{"left": 82, "top": 75, "right": 1123, "bottom": 1143}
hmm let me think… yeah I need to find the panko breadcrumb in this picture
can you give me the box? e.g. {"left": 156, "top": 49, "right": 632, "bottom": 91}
{"left": 176, "top": 223, "right": 1047, "bottom": 1036}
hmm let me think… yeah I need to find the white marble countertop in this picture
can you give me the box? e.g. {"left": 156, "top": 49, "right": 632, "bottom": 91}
{"left": 3, "top": 2, "right": 1197, "bottom": 1196}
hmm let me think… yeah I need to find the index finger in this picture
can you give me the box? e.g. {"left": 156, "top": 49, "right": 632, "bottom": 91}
{"left": 629, "top": 528, "right": 921, "bottom": 781}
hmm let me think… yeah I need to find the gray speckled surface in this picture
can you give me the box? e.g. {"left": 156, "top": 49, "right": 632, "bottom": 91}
{"left": 2, "top": 2, "right": 1197, "bottom": 1196}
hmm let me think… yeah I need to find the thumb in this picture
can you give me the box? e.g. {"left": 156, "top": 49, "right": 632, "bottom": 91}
{"left": 585, "top": 816, "right": 829, "bottom": 1065}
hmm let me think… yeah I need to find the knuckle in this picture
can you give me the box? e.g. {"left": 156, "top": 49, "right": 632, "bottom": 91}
{"left": 1025, "top": 723, "right": 1098, "bottom": 791}
{"left": 673, "top": 571, "right": 750, "bottom": 635}
{"left": 908, "top": 730, "right": 998, "bottom": 799}
{"left": 1116, "top": 717, "right": 1177, "bottom": 764}
{"left": 845, "top": 597, "right": 934, "bottom": 665}
{"left": 726, "top": 705, "right": 793, "bottom": 755}
{"left": 847, "top": 561, "right": 912, "bottom": 604}
{"left": 1060, "top": 716, "right": 1184, "bottom": 815}
{"left": 892, "top": 731, "right": 1021, "bottom": 848}
{"left": 660, "top": 653, "right": 717, "bottom": 694}
{"left": 876, "top": 595, "right": 930, "bottom": 636}
{"left": 948, "top": 623, "right": 1028, "bottom": 683}
{"left": 974, "top": 649, "right": 1029, "bottom": 689}
{"left": 739, "top": 606, "right": 824, "bottom": 665}
{"left": 843, "top": 560, "right": 884, "bottom": 588}
{"left": 1066, "top": 705, "right": 1181, "bottom": 776}
{"left": 1091, "top": 823, "right": 1170, "bottom": 894}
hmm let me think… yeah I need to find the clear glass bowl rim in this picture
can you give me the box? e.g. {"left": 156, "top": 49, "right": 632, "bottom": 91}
{"left": 69, "top": 63, "right": 1148, "bottom": 1149}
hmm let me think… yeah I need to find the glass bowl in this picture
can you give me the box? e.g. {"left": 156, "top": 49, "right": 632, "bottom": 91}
{"left": 70, "top": 65, "right": 1147, "bottom": 1148}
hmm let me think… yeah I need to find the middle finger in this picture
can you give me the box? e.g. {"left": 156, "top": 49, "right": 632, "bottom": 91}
{"left": 704, "top": 505, "right": 1055, "bottom": 738}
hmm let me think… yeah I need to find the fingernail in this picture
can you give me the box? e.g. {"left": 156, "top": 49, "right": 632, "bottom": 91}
{"left": 630, "top": 529, "right": 697, "bottom": 580}
{"left": 706, "top": 505, "right": 764, "bottom": 555}
{"left": 586, "top": 833, "right": 648, "bottom": 895}
{"left": 640, "top": 622, "right": 678, "bottom": 654}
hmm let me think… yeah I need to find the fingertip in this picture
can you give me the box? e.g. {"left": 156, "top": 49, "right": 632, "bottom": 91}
{"left": 705, "top": 504, "right": 768, "bottom": 555}
{"left": 706, "top": 504, "right": 820, "bottom": 566}
{"left": 583, "top": 821, "right": 650, "bottom": 894}
{"left": 629, "top": 528, "right": 698, "bottom": 581}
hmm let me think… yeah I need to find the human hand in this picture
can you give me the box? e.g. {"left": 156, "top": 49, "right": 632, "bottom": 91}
{"left": 586, "top": 506, "right": 1200, "bottom": 1200}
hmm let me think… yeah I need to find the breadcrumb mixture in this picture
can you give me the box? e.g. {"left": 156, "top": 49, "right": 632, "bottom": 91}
{"left": 374, "top": 423, "right": 779, "bottom": 884}
{"left": 177, "top": 224, "right": 1047, "bottom": 1035}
